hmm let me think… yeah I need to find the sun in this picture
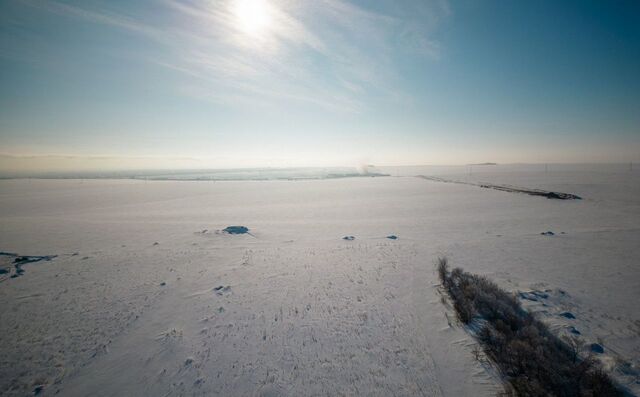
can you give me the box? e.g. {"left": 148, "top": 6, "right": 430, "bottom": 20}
{"left": 232, "top": 0, "right": 273, "bottom": 36}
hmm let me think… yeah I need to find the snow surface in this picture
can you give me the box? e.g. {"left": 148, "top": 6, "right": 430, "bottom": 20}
{"left": 0, "top": 166, "right": 638, "bottom": 396}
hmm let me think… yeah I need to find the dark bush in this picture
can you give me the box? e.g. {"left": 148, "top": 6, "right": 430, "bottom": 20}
{"left": 436, "top": 258, "right": 621, "bottom": 397}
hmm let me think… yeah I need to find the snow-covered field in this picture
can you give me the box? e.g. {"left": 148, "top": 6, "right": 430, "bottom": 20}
{"left": 1, "top": 166, "right": 638, "bottom": 396}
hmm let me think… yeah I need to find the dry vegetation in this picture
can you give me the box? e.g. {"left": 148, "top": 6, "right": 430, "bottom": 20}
{"left": 437, "top": 258, "right": 622, "bottom": 397}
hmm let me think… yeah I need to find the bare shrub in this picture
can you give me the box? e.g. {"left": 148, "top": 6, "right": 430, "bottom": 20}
{"left": 436, "top": 257, "right": 449, "bottom": 287}
{"left": 437, "top": 259, "right": 621, "bottom": 397}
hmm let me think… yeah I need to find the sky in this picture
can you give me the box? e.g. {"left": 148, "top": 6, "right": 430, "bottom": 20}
{"left": 1, "top": 0, "right": 639, "bottom": 172}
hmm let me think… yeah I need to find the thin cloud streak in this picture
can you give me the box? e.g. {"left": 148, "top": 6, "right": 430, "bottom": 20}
{"left": 17, "top": 0, "right": 449, "bottom": 113}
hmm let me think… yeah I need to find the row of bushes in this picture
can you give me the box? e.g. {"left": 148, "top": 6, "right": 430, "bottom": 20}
{"left": 437, "top": 258, "right": 621, "bottom": 397}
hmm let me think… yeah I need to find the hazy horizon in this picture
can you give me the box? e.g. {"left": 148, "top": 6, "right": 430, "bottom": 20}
{"left": 0, "top": 155, "right": 636, "bottom": 179}
{"left": 2, "top": 0, "right": 639, "bottom": 172}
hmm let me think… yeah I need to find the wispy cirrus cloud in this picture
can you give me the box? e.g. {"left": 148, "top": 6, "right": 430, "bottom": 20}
{"left": 14, "top": 0, "right": 451, "bottom": 113}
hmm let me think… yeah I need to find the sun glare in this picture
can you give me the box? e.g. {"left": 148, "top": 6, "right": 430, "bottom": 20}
{"left": 232, "top": 0, "right": 273, "bottom": 36}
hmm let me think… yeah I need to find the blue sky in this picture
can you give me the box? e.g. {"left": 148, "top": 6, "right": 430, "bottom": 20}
{"left": 1, "top": 0, "right": 639, "bottom": 170}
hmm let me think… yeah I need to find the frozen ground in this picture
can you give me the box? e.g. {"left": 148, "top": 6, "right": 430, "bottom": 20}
{"left": 0, "top": 165, "right": 638, "bottom": 396}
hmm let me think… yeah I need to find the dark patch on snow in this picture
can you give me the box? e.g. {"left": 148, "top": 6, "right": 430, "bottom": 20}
{"left": 559, "top": 311, "right": 576, "bottom": 319}
{"left": 0, "top": 252, "right": 57, "bottom": 281}
{"left": 590, "top": 343, "right": 604, "bottom": 354}
{"left": 214, "top": 285, "right": 231, "bottom": 295}
{"left": 519, "top": 292, "right": 539, "bottom": 301}
{"left": 519, "top": 290, "right": 549, "bottom": 301}
{"left": 541, "top": 231, "right": 555, "bottom": 236}
{"left": 568, "top": 326, "right": 581, "bottom": 335}
{"left": 386, "top": 235, "right": 398, "bottom": 240}
{"left": 223, "top": 226, "right": 249, "bottom": 234}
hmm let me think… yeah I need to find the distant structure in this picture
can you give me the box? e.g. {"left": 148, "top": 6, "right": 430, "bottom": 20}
{"left": 468, "top": 162, "right": 497, "bottom": 176}
{"left": 356, "top": 164, "right": 389, "bottom": 177}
